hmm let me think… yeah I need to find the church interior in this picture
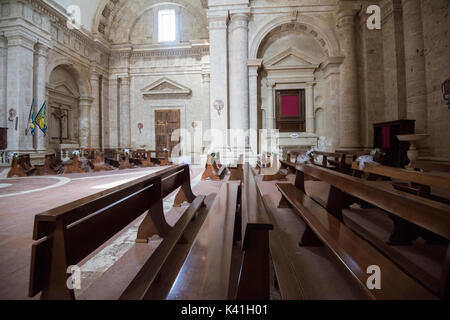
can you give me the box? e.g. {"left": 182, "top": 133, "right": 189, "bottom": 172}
{"left": 0, "top": 0, "right": 449, "bottom": 301}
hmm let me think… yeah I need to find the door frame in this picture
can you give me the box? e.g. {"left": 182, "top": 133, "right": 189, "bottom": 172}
{"left": 150, "top": 105, "right": 186, "bottom": 152}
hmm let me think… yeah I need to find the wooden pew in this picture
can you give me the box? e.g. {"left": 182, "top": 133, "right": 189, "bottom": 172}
{"left": 119, "top": 154, "right": 135, "bottom": 170}
{"left": 90, "top": 153, "right": 114, "bottom": 172}
{"left": 280, "top": 154, "right": 298, "bottom": 174}
{"left": 228, "top": 155, "right": 244, "bottom": 181}
{"left": 201, "top": 155, "right": 226, "bottom": 181}
{"left": 261, "top": 154, "right": 288, "bottom": 181}
{"left": 29, "top": 164, "right": 204, "bottom": 300}
{"left": 235, "top": 164, "right": 274, "bottom": 299}
{"left": 311, "top": 151, "right": 348, "bottom": 172}
{"left": 167, "top": 183, "right": 239, "bottom": 299}
{"left": 7, "top": 156, "right": 27, "bottom": 178}
{"left": 137, "top": 151, "right": 156, "bottom": 168}
{"left": 352, "top": 161, "right": 450, "bottom": 206}
{"left": 64, "top": 155, "right": 86, "bottom": 174}
{"left": 277, "top": 164, "right": 450, "bottom": 299}
{"left": 36, "top": 154, "right": 62, "bottom": 175}
{"left": 159, "top": 150, "right": 172, "bottom": 166}
{"left": 411, "top": 160, "right": 450, "bottom": 173}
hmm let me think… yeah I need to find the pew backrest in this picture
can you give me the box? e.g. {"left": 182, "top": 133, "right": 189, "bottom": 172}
{"left": 29, "top": 164, "right": 191, "bottom": 299}
{"left": 297, "top": 164, "right": 450, "bottom": 241}
{"left": 411, "top": 160, "right": 450, "bottom": 174}
{"left": 236, "top": 163, "right": 273, "bottom": 299}
{"left": 352, "top": 162, "right": 450, "bottom": 192}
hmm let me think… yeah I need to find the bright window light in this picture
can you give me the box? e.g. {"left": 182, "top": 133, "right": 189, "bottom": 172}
{"left": 158, "top": 9, "right": 176, "bottom": 42}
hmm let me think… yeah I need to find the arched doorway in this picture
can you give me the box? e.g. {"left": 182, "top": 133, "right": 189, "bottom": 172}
{"left": 46, "top": 65, "right": 81, "bottom": 151}
{"left": 252, "top": 20, "right": 341, "bottom": 153}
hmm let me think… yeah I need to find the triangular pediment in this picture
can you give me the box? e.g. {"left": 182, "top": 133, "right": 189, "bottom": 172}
{"left": 47, "top": 81, "right": 79, "bottom": 98}
{"left": 142, "top": 77, "right": 192, "bottom": 96}
{"left": 264, "top": 48, "right": 321, "bottom": 69}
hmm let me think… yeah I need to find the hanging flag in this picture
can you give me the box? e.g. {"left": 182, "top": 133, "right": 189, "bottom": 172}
{"left": 26, "top": 99, "right": 35, "bottom": 136}
{"left": 35, "top": 101, "right": 48, "bottom": 136}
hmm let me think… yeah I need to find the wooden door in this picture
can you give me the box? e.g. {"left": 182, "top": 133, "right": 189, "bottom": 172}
{"left": 155, "top": 109, "right": 180, "bottom": 158}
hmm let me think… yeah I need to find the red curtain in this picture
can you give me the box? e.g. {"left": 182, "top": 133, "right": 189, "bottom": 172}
{"left": 281, "top": 95, "right": 299, "bottom": 116}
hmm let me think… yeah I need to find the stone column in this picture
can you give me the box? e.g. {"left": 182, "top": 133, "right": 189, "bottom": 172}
{"left": 202, "top": 72, "right": 211, "bottom": 132}
{"left": 34, "top": 43, "right": 49, "bottom": 152}
{"left": 108, "top": 77, "right": 119, "bottom": 148}
{"left": 337, "top": 4, "right": 361, "bottom": 149}
{"left": 89, "top": 68, "right": 100, "bottom": 149}
{"left": 0, "top": 37, "right": 7, "bottom": 128}
{"left": 229, "top": 12, "right": 250, "bottom": 146}
{"left": 248, "top": 59, "right": 262, "bottom": 155}
{"left": 321, "top": 57, "right": 343, "bottom": 150}
{"left": 305, "top": 83, "right": 315, "bottom": 134}
{"left": 5, "top": 33, "right": 35, "bottom": 151}
{"left": 207, "top": 11, "right": 229, "bottom": 148}
{"left": 402, "top": 0, "right": 427, "bottom": 133}
{"left": 119, "top": 77, "right": 131, "bottom": 148}
{"left": 266, "top": 81, "right": 275, "bottom": 130}
{"left": 79, "top": 98, "right": 92, "bottom": 149}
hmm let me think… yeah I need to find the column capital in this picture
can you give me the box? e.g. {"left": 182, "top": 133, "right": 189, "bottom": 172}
{"left": 248, "top": 58, "right": 263, "bottom": 69}
{"left": 336, "top": 1, "right": 361, "bottom": 28}
{"left": 5, "top": 32, "right": 35, "bottom": 51}
{"left": 119, "top": 76, "right": 130, "bottom": 86}
{"left": 35, "top": 42, "right": 49, "bottom": 57}
{"left": 202, "top": 73, "right": 210, "bottom": 83}
{"left": 79, "top": 97, "right": 94, "bottom": 106}
{"left": 248, "top": 59, "right": 262, "bottom": 77}
{"left": 229, "top": 11, "right": 250, "bottom": 32}
{"left": 207, "top": 11, "right": 229, "bottom": 30}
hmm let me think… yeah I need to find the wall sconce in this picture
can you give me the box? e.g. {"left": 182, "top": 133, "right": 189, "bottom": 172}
{"left": 8, "top": 109, "right": 16, "bottom": 122}
{"left": 442, "top": 79, "right": 450, "bottom": 108}
{"left": 214, "top": 100, "right": 224, "bottom": 116}
{"left": 137, "top": 122, "right": 143, "bottom": 134}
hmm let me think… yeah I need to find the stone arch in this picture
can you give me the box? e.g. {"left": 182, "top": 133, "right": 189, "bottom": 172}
{"left": 46, "top": 59, "right": 91, "bottom": 99}
{"left": 249, "top": 14, "right": 340, "bottom": 60}
{"left": 127, "top": 2, "right": 208, "bottom": 44}
{"left": 92, "top": 0, "right": 207, "bottom": 43}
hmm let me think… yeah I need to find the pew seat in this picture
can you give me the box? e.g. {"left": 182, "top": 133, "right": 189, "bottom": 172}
{"left": 167, "top": 183, "right": 239, "bottom": 299}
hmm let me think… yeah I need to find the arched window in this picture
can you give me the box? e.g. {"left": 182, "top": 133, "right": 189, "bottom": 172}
{"left": 158, "top": 9, "right": 176, "bottom": 42}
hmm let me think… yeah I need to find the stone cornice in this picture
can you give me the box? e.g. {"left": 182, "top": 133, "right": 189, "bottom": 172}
{"left": 111, "top": 46, "right": 210, "bottom": 59}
